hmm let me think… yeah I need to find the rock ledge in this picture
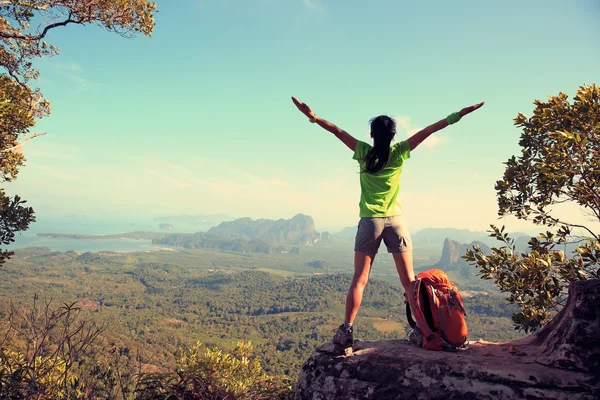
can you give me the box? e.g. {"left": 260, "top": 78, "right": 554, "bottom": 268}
{"left": 295, "top": 280, "right": 600, "bottom": 400}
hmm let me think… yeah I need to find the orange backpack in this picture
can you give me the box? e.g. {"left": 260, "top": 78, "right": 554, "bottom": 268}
{"left": 406, "top": 269, "right": 468, "bottom": 351}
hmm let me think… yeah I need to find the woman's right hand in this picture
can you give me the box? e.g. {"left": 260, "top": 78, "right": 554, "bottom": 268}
{"left": 459, "top": 102, "right": 485, "bottom": 117}
{"left": 292, "top": 96, "right": 315, "bottom": 119}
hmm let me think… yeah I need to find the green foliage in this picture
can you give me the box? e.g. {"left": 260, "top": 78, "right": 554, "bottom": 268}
{"left": 0, "top": 76, "right": 44, "bottom": 181}
{"left": 1, "top": 247, "right": 524, "bottom": 383}
{"left": 464, "top": 226, "right": 597, "bottom": 332}
{"left": 176, "top": 341, "right": 291, "bottom": 399}
{"left": 0, "top": 350, "right": 80, "bottom": 399}
{"left": 306, "top": 260, "right": 327, "bottom": 269}
{"left": 0, "top": 192, "right": 34, "bottom": 264}
{"left": 0, "top": 76, "right": 38, "bottom": 265}
{"left": 0, "top": 299, "right": 103, "bottom": 399}
{"left": 496, "top": 84, "right": 600, "bottom": 227}
{"left": 131, "top": 341, "right": 293, "bottom": 400}
{"left": 0, "top": 297, "right": 292, "bottom": 399}
{"left": 153, "top": 232, "right": 276, "bottom": 254}
{"left": 465, "top": 84, "right": 600, "bottom": 332}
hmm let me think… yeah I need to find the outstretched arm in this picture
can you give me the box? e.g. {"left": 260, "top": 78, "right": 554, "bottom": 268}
{"left": 407, "top": 102, "right": 485, "bottom": 151}
{"left": 292, "top": 96, "right": 357, "bottom": 151}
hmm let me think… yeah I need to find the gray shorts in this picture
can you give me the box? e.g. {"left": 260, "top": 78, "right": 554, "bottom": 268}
{"left": 354, "top": 215, "right": 412, "bottom": 254}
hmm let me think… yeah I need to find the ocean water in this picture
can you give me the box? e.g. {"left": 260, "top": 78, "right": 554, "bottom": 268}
{"left": 26, "top": 215, "right": 199, "bottom": 235}
{"left": 9, "top": 235, "right": 170, "bottom": 253}
{"left": 7, "top": 215, "right": 213, "bottom": 253}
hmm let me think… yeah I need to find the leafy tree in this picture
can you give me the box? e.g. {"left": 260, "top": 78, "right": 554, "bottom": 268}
{"left": 306, "top": 260, "right": 327, "bottom": 269}
{"left": 0, "top": 0, "right": 157, "bottom": 264}
{"left": 0, "top": 298, "right": 104, "bottom": 399}
{"left": 137, "top": 341, "right": 293, "bottom": 400}
{"left": 465, "top": 84, "right": 600, "bottom": 332}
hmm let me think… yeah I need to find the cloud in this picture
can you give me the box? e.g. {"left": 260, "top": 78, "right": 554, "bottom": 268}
{"left": 318, "top": 180, "right": 348, "bottom": 191}
{"left": 22, "top": 151, "right": 361, "bottom": 229}
{"left": 57, "top": 62, "right": 82, "bottom": 74}
{"left": 132, "top": 159, "right": 294, "bottom": 196}
{"left": 271, "top": 179, "right": 289, "bottom": 187}
{"left": 19, "top": 140, "right": 79, "bottom": 161}
{"left": 67, "top": 75, "right": 100, "bottom": 90}
{"left": 46, "top": 61, "right": 101, "bottom": 90}
{"left": 420, "top": 135, "right": 449, "bottom": 148}
{"left": 139, "top": 167, "right": 194, "bottom": 189}
{"left": 394, "top": 115, "right": 448, "bottom": 149}
{"left": 29, "top": 165, "right": 79, "bottom": 182}
{"left": 394, "top": 116, "right": 412, "bottom": 131}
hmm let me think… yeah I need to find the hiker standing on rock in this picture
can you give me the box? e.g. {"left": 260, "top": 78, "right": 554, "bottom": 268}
{"left": 291, "top": 96, "right": 484, "bottom": 353}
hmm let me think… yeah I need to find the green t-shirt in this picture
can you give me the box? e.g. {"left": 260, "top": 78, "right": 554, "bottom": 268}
{"left": 353, "top": 140, "right": 411, "bottom": 217}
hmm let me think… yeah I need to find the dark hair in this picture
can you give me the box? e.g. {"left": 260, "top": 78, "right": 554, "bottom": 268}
{"left": 363, "top": 115, "right": 396, "bottom": 174}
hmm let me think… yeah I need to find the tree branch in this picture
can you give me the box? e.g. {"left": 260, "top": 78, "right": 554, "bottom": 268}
{"left": 548, "top": 215, "right": 599, "bottom": 241}
{"left": 1, "top": 132, "right": 46, "bottom": 153}
{"left": 0, "top": 1, "right": 49, "bottom": 10}
{"left": 0, "top": 13, "right": 87, "bottom": 41}
{"left": 36, "top": 14, "right": 87, "bottom": 41}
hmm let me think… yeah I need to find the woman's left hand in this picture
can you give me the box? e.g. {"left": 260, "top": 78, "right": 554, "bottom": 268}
{"left": 292, "top": 96, "right": 315, "bottom": 119}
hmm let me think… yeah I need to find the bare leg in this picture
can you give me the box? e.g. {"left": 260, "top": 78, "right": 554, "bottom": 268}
{"left": 345, "top": 251, "right": 375, "bottom": 324}
{"left": 392, "top": 251, "right": 417, "bottom": 315}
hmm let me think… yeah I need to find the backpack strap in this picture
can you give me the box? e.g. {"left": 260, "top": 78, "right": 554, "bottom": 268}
{"left": 405, "top": 294, "right": 416, "bottom": 328}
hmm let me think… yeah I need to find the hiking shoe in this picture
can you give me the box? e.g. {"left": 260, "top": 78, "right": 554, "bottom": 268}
{"left": 332, "top": 324, "right": 353, "bottom": 354}
{"left": 408, "top": 325, "right": 423, "bottom": 347}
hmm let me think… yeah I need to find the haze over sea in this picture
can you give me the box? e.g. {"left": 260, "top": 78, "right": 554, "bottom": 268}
{"left": 7, "top": 215, "right": 203, "bottom": 252}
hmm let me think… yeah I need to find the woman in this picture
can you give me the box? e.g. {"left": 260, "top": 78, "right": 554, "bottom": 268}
{"left": 291, "top": 96, "right": 484, "bottom": 353}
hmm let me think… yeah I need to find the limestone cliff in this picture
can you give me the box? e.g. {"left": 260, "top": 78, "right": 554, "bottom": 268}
{"left": 430, "top": 238, "right": 491, "bottom": 279}
{"left": 295, "top": 280, "right": 600, "bottom": 400}
{"left": 207, "top": 214, "right": 323, "bottom": 245}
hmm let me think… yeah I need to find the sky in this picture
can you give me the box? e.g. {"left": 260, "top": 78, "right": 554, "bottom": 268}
{"left": 4, "top": 0, "right": 600, "bottom": 233}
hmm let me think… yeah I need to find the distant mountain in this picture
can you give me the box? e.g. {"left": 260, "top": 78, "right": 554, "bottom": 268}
{"left": 336, "top": 225, "right": 358, "bottom": 240}
{"left": 335, "top": 226, "right": 532, "bottom": 246}
{"left": 513, "top": 234, "right": 585, "bottom": 256}
{"left": 153, "top": 214, "right": 332, "bottom": 253}
{"left": 426, "top": 238, "right": 492, "bottom": 280}
{"left": 207, "top": 214, "right": 327, "bottom": 246}
{"left": 412, "top": 227, "right": 530, "bottom": 248}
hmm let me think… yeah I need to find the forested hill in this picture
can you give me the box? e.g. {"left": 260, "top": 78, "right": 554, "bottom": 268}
{"left": 153, "top": 214, "right": 332, "bottom": 253}
{"left": 0, "top": 247, "right": 522, "bottom": 378}
{"left": 206, "top": 214, "right": 325, "bottom": 245}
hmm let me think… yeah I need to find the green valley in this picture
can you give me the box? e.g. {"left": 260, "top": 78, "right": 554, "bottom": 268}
{"left": 0, "top": 244, "right": 524, "bottom": 379}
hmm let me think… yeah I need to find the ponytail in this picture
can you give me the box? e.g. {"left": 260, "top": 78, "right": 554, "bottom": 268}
{"left": 363, "top": 116, "right": 396, "bottom": 174}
